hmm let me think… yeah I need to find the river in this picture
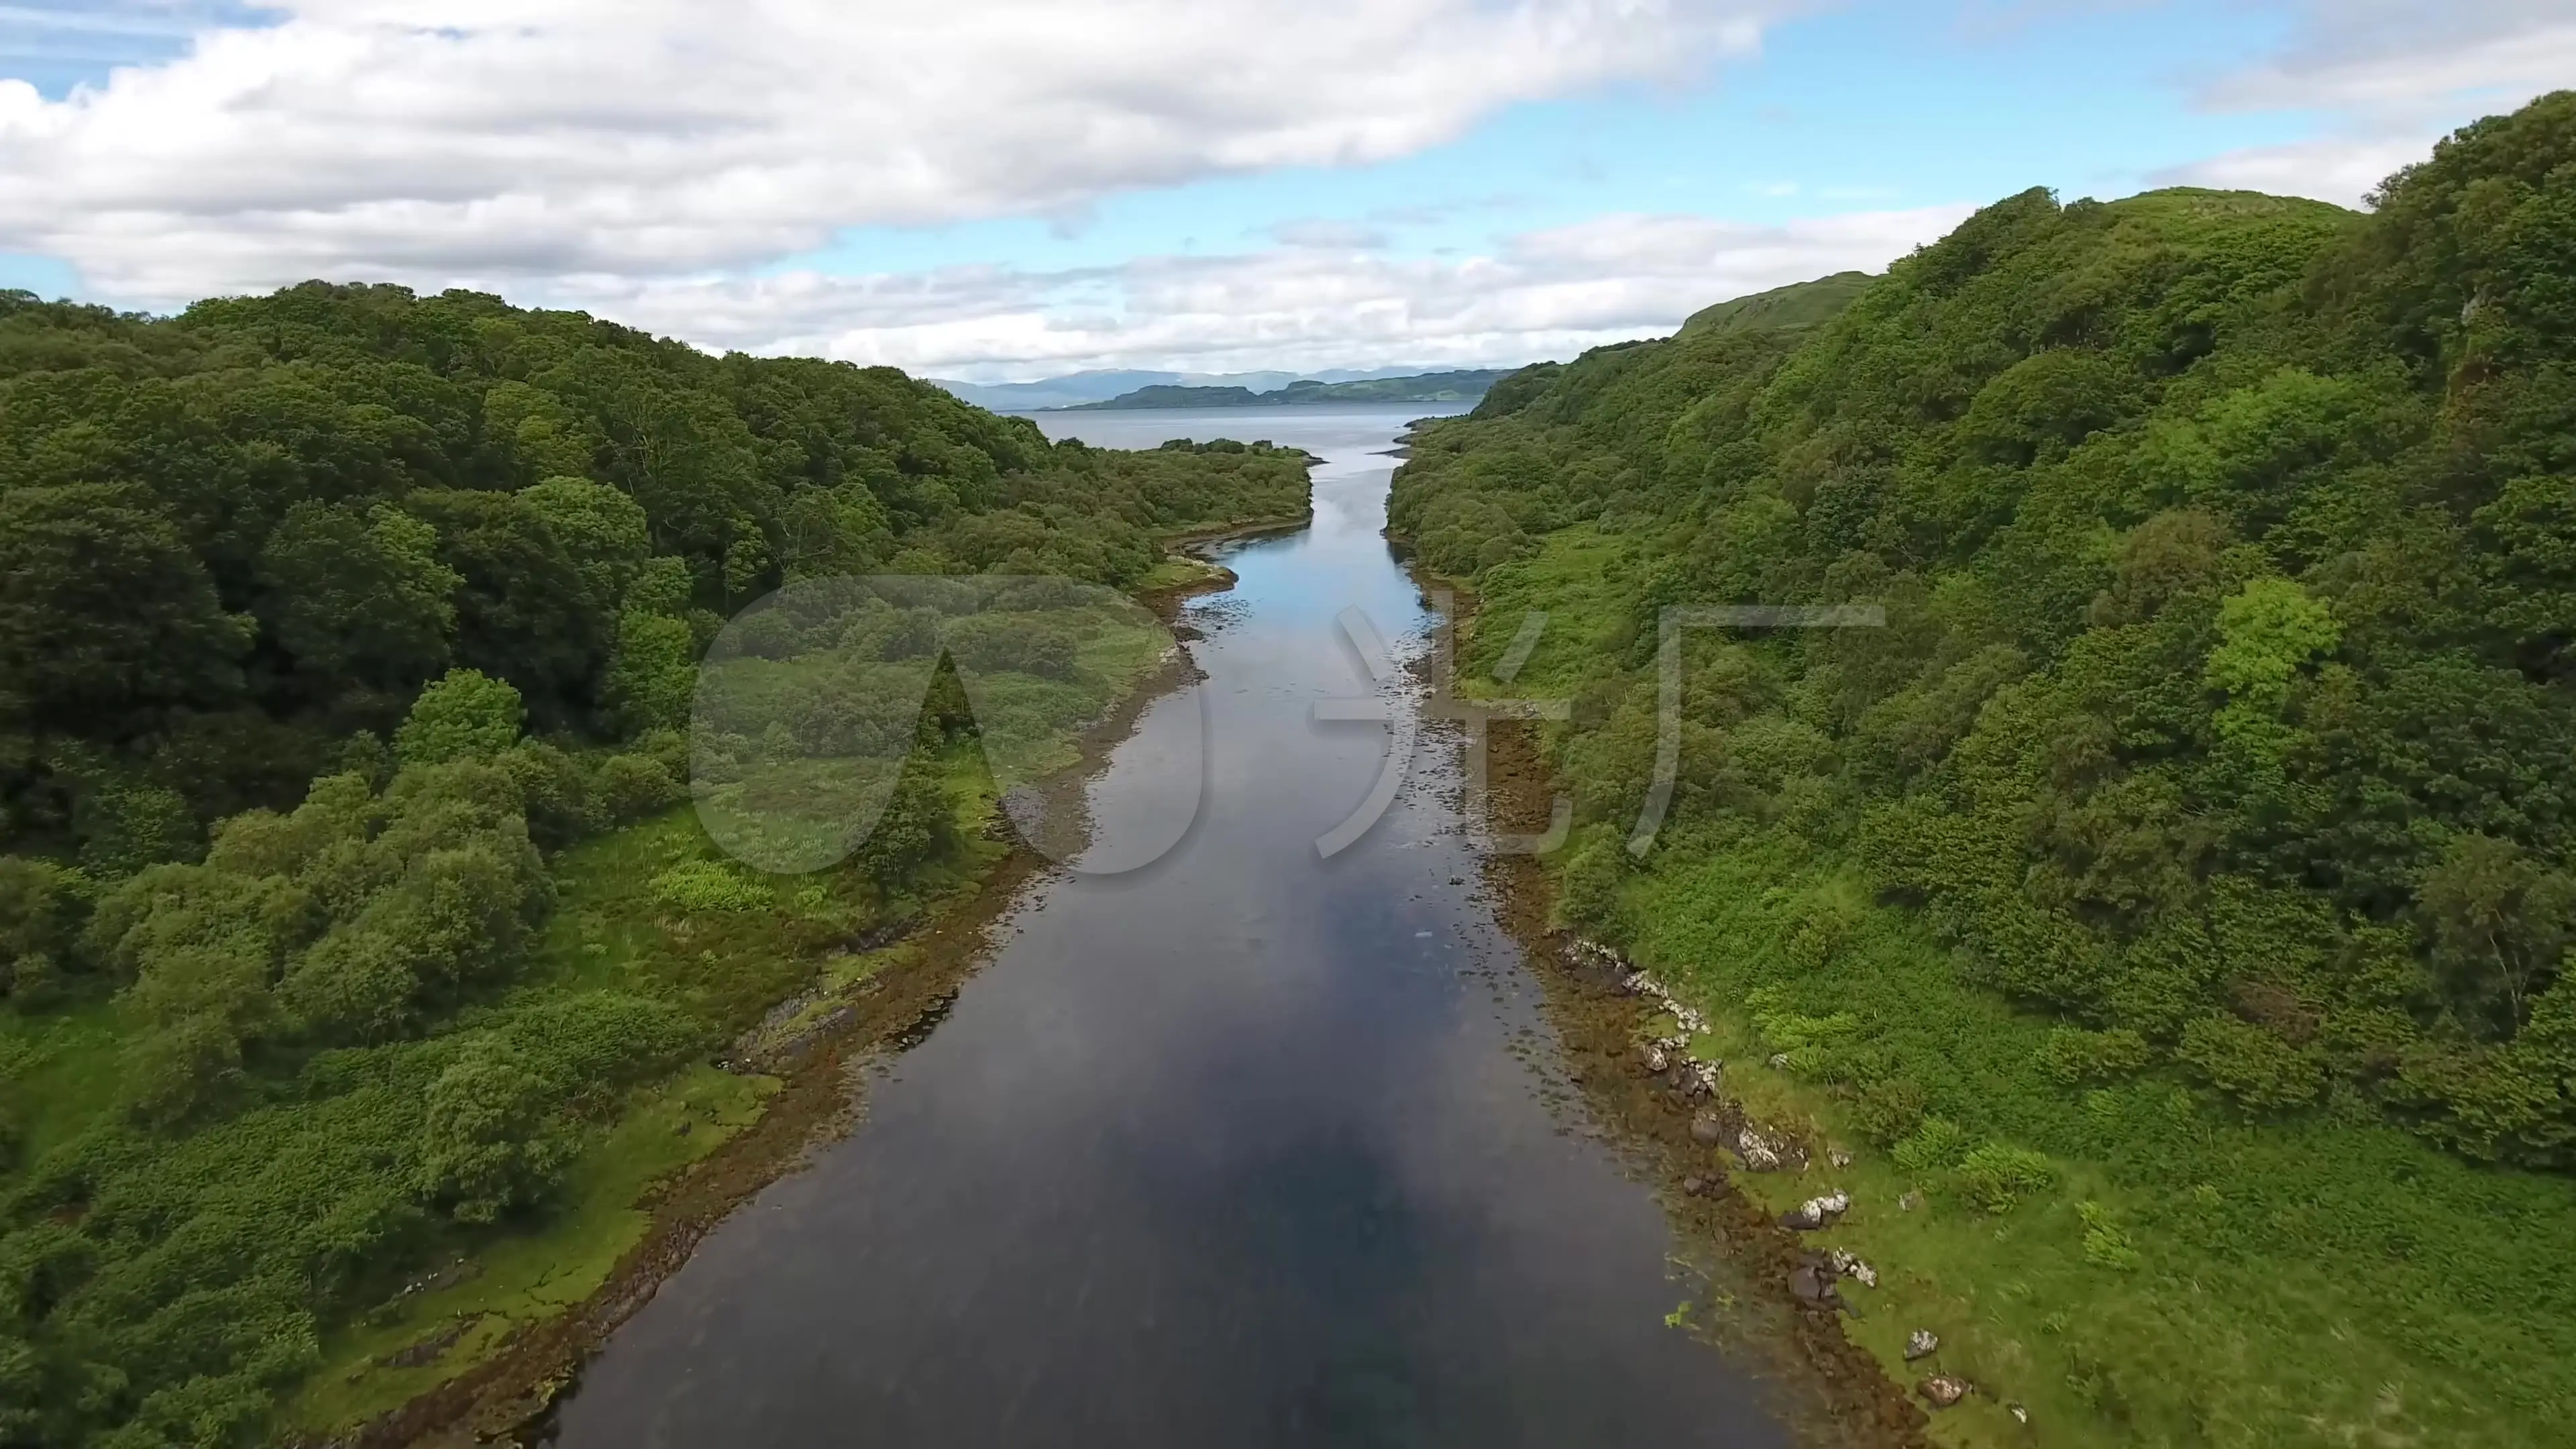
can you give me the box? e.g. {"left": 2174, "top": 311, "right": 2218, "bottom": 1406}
{"left": 547, "top": 404, "right": 1795, "bottom": 1447}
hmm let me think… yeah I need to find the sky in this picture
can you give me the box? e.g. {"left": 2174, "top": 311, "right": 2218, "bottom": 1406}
{"left": 0, "top": 1, "right": 2567, "bottom": 380}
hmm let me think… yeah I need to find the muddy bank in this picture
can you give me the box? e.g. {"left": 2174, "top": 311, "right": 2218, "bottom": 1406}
{"left": 1417, "top": 574, "right": 1928, "bottom": 1449}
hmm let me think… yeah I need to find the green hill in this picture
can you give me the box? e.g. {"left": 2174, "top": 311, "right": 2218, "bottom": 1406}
{"left": 1061, "top": 368, "right": 1511, "bottom": 409}
{"left": 1677, "top": 270, "right": 1875, "bottom": 338}
{"left": 1391, "top": 93, "right": 2576, "bottom": 1447}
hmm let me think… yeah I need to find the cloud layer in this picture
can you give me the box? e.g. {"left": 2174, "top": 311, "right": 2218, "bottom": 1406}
{"left": 576, "top": 205, "right": 1970, "bottom": 378}
{"left": 2161, "top": 0, "right": 2576, "bottom": 206}
{"left": 0, "top": 0, "right": 1792, "bottom": 301}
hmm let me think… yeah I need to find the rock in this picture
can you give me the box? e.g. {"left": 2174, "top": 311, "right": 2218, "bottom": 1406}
{"left": 1787, "top": 1265, "right": 1833, "bottom": 1305}
{"left": 1640, "top": 1042, "right": 1669, "bottom": 1073}
{"left": 1681, "top": 1175, "right": 1708, "bottom": 1196}
{"left": 1904, "top": 1329, "right": 1939, "bottom": 1361}
{"left": 1828, "top": 1147, "right": 1854, "bottom": 1168}
{"left": 1689, "top": 1112, "right": 1729, "bottom": 1146}
{"left": 1780, "top": 1191, "right": 1849, "bottom": 1231}
{"left": 2008, "top": 1402, "right": 2030, "bottom": 1424}
{"left": 1898, "top": 1189, "right": 1924, "bottom": 1212}
{"left": 1767, "top": 1052, "right": 1792, "bottom": 1070}
{"left": 1915, "top": 1375, "right": 1970, "bottom": 1409}
{"left": 1733, "top": 1126, "right": 1785, "bottom": 1171}
{"left": 1826, "top": 1248, "right": 1876, "bottom": 1288}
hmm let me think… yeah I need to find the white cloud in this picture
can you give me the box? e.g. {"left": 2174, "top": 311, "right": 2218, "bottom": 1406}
{"left": 2201, "top": 1, "right": 2576, "bottom": 120}
{"left": 2158, "top": 0, "right": 2575, "bottom": 207}
{"left": 0, "top": 0, "right": 1799, "bottom": 302}
{"left": 587, "top": 203, "right": 1970, "bottom": 378}
{"left": 2149, "top": 133, "right": 2424, "bottom": 208}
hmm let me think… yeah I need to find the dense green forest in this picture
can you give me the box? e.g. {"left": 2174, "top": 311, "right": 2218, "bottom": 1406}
{"left": 1395, "top": 93, "right": 2576, "bottom": 1444}
{"left": 0, "top": 283, "right": 1309, "bottom": 1446}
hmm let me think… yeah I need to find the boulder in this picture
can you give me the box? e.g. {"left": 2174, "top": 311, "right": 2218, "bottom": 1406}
{"left": 1689, "top": 1112, "right": 1729, "bottom": 1146}
{"left": 1915, "top": 1375, "right": 1970, "bottom": 1409}
{"left": 1904, "top": 1329, "right": 1939, "bottom": 1361}
{"left": 1826, "top": 1248, "right": 1876, "bottom": 1288}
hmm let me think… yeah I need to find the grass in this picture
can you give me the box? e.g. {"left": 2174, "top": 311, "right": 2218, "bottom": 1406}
{"left": 280, "top": 1064, "right": 775, "bottom": 1433}
{"left": 1462, "top": 525, "right": 2576, "bottom": 1448}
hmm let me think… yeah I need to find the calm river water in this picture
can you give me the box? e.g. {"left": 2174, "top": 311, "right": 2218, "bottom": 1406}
{"left": 547, "top": 405, "right": 1792, "bottom": 1447}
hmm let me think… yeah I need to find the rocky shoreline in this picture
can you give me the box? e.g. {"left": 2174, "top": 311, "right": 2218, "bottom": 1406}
{"left": 1421, "top": 570, "right": 1937, "bottom": 1448}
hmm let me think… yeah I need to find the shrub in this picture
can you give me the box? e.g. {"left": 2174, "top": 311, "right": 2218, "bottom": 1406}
{"left": 1955, "top": 1142, "right": 2057, "bottom": 1214}
{"left": 2040, "top": 1026, "right": 2154, "bottom": 1087}
{"left": 1852, "top": 1076, "right": 1931, "bottom": 1145}
{"left": 394, "top": 668, "right": 525, "bottom": 767}
{"left": 649, "top": 859, "right": 770, "bottom": 912}
{"left": 75, "top": 782, "right": 199, "bottom": 877}
{"left": 1893, "top": 1116, "right": 1971, "bottom": 1173}
{"left": 0, "top": 856, "right": 84, "bottom": 1005}
{"left": 595, "top": 751, "right": 682, "bottom": 824}
{"left": 2079, "top": 1200, "right": 2142, "bottom": 1271}
{"left": 2178, "top": 1014, "right": 2323, "bottom": 1112}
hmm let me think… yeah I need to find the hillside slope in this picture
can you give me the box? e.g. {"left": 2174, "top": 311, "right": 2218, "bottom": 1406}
{"left": 1393, "top": 93, "right": 2576, "bottom": 1446}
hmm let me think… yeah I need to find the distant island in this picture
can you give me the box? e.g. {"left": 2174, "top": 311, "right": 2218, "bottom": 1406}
{"left": 1055, "top": 368, "right": 1510, "bottom": 411}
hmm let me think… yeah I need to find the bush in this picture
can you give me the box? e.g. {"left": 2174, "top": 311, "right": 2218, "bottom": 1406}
{"left": 594, "top": 751, "right": 682, "bottom": 824}
{"left": 2040, "top": 1026, "right": 2154, "bottom": 1087}
{"left": 2178, "top": 1014, "right": 2324, "bottom": 1112}
{"left": 1955, "top": 1142, "right": 2057, "bottom": 1214}
{"left": 0, "top": 856, "right": 84, "bottom": 1005}
{"left": 1893, "top": 1116, "right": 1970, "bottom": 1173}
{"left": 649, "top": 859, "right": 770, "bottom": 912}
{"left": 75, "top": 782, "right": 199, "bottom": 877}
{"left": 2079, "top": 1201, "right": 2143, "bottom": 1271}
{"left": 394, "top": 668, "right": 525, "bottom": 766}
{"left": 941, "top": 613, "right": 1079, "bottom": 680}
{"left": 1852, "top": 1076, "right": 1931, "bottom": 1145}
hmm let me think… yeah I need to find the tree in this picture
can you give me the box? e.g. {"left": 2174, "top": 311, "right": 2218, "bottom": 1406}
{"left": 414, "top": 1036, "right": 572, "bottom": 1223}
{"left": 853, "top": 763, "right": 955, "bottom": 894}
{"left": 394, "top": 669, "right": 524, "bottom": 767}
{"left": 2419, "top": 833, "right": 2576, "bottom": 1036}
{"left": 518, "top": 476, "right": 651, "bottom": 614}
{"left": 0, "top": 484, "right": 251, "bottom": 735}
{"left": 255, "top": 500, "right": 459, "bottom": 688}
{"left": 405, "top": 488, "right": 610, "bottom": 721}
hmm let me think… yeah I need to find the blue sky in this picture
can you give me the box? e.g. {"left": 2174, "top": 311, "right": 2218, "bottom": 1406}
{"left": 0, "top": 1, "right": 2562, "bottom": 378}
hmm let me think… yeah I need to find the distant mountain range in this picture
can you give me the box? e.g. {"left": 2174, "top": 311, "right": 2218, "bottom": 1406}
{"left": 1054, "top": 368, "right": 1512, "bottom": 411}
{"left": 926, "top": 365, "right": 1467, "bottom": 413}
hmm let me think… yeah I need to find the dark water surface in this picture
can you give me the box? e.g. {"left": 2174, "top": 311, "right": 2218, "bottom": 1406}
{"left": 549, "top": 405, "right": 1791, "bottom": 1448}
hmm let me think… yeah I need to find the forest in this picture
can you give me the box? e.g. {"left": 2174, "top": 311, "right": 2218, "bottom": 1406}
{"left": 1393, "top": 91, "right": 2576, "bottom": 1443}
{"left": 0, "top": 284, "right": 1310, "bottom": 1446}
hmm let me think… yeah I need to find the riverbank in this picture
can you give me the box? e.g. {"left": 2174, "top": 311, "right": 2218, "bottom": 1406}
{"left": 1411, "top": 563, "right": 1929, "bottom": 1448}
{"left": 1422, "top": 523, "right": 2576, "bottom": 1448}
{"left": 287, "top": 544, "right": 1254, "bottom": 1448}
